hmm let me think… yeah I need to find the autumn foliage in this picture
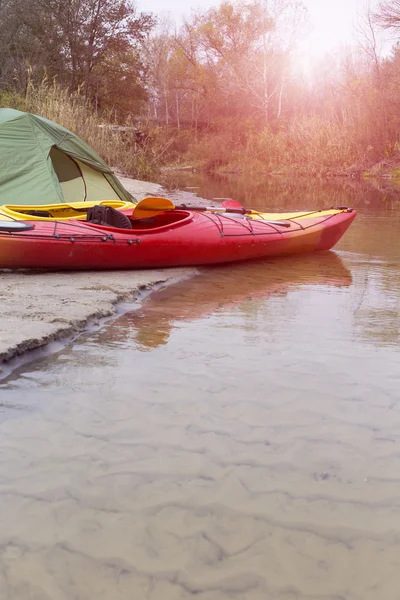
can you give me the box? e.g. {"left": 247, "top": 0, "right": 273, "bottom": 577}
{"left": 1, "top": 0, "right": 400, "bottom": 178}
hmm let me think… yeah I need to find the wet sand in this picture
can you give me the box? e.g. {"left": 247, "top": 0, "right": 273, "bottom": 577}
{"left": 0, "top": 176, "right": 196, "bottom": 372}
{"left": 0, "top": 268, "right": 195, "bottom": 366}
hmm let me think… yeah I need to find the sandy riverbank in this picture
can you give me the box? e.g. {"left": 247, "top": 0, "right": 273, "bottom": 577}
{"left": 0, "top": 176, "right": 198, "bottom": 375}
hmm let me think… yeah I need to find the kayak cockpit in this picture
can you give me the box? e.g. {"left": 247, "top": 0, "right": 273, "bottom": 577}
{"left": 85, "top": 205, "right": 193, "bottom": 233}
{"left": 129, "top": 210, "right": 192, "bottom": 230}
{"left": 0, "top": 201, "right": 132, "bottom": 221}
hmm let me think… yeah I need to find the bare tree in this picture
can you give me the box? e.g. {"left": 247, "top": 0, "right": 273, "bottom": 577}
{"left": 142, "top": 18, "right": 175, "bottom": 123}
{"left": 356, "top": 2, "right": 382, "bottom": 77}
{"left": 374, "top": 0, "right": 400, "bottom": 32}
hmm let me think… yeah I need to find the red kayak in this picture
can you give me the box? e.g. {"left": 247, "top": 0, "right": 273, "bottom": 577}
{"left": 0, "top": 207, "right": 355, "bottom": 270}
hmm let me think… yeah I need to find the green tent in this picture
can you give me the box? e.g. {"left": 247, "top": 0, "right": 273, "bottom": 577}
{"left": 0, "top": 108, "right": 134, "bottom": 206}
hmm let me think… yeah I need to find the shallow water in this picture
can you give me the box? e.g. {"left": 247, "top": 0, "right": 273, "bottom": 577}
{"left": 1, "top": 177, "right": 400, "bottom": 600}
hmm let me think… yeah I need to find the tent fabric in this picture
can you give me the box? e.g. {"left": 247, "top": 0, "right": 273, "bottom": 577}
{"left": 0, "top": 108, "right": 133, "bottom": 206}
{"left": 60, "top": 160, "right": 121, "bottom": 204}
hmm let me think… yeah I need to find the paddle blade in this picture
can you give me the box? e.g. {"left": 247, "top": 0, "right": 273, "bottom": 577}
{"left": 221, "top": 199, "right": 244, "bottom": 210}
{"left": 221, "top": 198, "right": 267, "bottom": 217}
{"left": 132, "top": 197, "right": 175, "bottom": 219}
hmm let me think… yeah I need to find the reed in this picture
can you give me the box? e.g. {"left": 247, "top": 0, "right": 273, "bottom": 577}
{"left": 178, "top": 116, "right": 367, "bottom": 176}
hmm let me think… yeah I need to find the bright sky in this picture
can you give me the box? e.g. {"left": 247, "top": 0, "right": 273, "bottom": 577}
{"left": 137, "top": 0, "right": 386, "bottom": 68}
{"left": 297, "top": 0, "right": 381, "bottom": 69}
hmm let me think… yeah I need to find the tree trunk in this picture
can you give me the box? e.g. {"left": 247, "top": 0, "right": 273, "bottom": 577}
{"left": 176, "top": 91, "right": 180, "bottom": 128}
{"left": 277, "top": 72, "right": 285, "bottom": 120}
{"left": 164, "top": 82, "right": 169, "bottom": 125}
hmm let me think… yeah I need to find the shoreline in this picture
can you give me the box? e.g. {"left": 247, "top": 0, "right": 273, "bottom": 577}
{"left": 0, "top": 176, "right": 198, "bottom": 378}
{"left": 161, "top": 160, "right": 400, "bottom": 182}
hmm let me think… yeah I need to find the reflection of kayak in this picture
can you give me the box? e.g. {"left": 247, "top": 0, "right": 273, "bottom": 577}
{"left": 101, "top": 252, "right": 353, "bottom": 350}
{"left": 0, "top": 206, "right": 355, "bottom": 270}
{"left": 0, "top": 200, "right": 133, "bottom": 221}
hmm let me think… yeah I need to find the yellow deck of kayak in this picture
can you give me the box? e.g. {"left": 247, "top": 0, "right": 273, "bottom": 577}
{"left": 247, "top": 208, "right": 346, "bottom": 220}
{"left": 0, "top": 202, "right": 345, "bottom": 223}
{"left": 0, "top": 200, "right": 133, "bottom": 221}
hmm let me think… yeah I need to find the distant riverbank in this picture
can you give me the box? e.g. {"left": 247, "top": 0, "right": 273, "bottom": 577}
{"left": 161, "top": 156, "right": 400, "bottom": 182}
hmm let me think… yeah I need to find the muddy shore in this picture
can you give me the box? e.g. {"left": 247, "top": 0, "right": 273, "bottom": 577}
{"left": 0, "top": 176, "right": 197, "bottom": 375}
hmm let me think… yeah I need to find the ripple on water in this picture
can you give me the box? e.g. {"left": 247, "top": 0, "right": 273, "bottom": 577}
{"left": 0, "top": 201, "right": 400, "bottom": 599}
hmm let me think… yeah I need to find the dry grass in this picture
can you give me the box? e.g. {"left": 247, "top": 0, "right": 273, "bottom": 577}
{"left": 178, "top": 116, "right": 367, "bottom": 176}
{"left": 0, "top": 77, "right": 171, "bottom": 180}
{"left": 0, "top": 77, "right": 373, "bottom": 178}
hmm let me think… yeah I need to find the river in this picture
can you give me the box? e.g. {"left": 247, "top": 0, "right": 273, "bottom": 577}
{"left": 0, "top": 175, "right": 399, "bottom": 600}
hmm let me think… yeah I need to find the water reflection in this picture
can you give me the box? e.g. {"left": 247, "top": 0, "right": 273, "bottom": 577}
{"left": 159, "top": 171, "right": 400, "bottom": 211}
{"left": 351, "top": 259, "right": 400, "bottom": 347}
{"left": 103, "top": 252, "right": 352, "bottom": 351}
